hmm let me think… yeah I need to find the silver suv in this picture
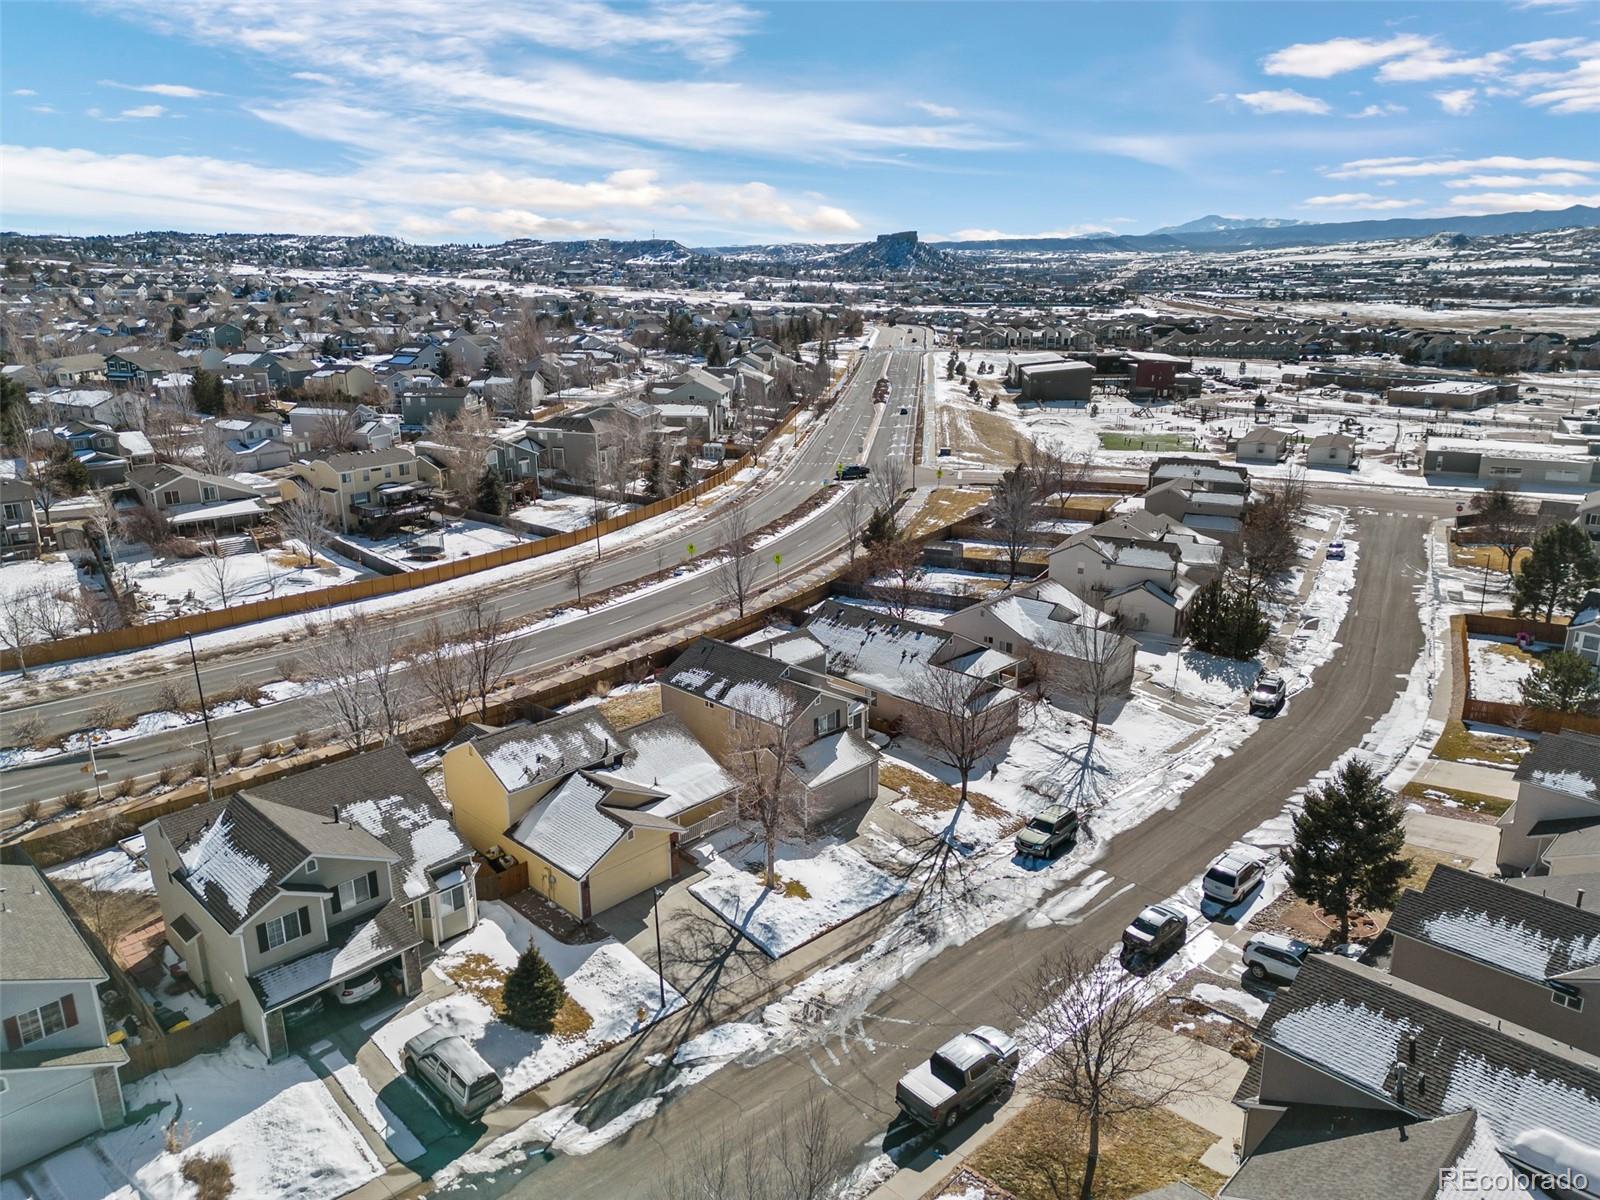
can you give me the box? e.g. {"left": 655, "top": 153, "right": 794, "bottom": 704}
{"left": 402, "top": 1028, "right": 502, "bottom": 1119}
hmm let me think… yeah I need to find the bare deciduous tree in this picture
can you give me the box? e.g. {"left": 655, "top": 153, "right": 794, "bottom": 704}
{"left": 1010, "top": 948, "right": 1205, "bottom": 1200}
{"left": 837, "top": 479, "right": 868, "bottom": 562}
{"left": 296, "top": 615, "right": 411, "bottom": 749}
{"left": 456, "top": 596, "right": 519, "bottom": 720}
{"left": 725, "top": 691, "right": 809, "bottom": 890}
{"left": 121, "top": 503, "right": 173, "bottom": 552}
{"left": 195, "top": 424, "right": 238, "bottom": 477}
{"left": 868, "top": 455, "right": 908, "bottom": 516}
{"left": 310, "top": 402, "right": 361, "bottom": 453}
{"left": 426, "top": 407, "right": 496, "bottom": 498}
{"left": 274, "top": 489, "right": 333, "bottom": 571}
{"left": 0, "top": 581, "right": 52, "bottom": 677}
{"left": 904, "top": 663, "right": 1015, "bottom": 851}
{"left": 877, "top": 539, "right": 926, "bottom": 621}
{"left": 83, "top": 487, "right": 121, "bottom": 571}
{"left": 412, "top": 618, "right": 476, "bottom": 731}
{"left": 1236, "top": 471, "right": 1308, "bottom": 601}
{"left": 1033, "top": 622, "right": 1131, "bottom": 758}
{"left": 196, "top": 549, "right": 239, "bottom": 608}
{"left": 990, "top": 462, "right": 1040, "bottom": 583}
{"left": 715, "top": 502, "right": 760, "bottom": 620}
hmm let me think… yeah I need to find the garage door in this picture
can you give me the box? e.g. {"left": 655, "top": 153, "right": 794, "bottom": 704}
{"left": 0, "top": 1073, "right": 103, "bottom": 1168}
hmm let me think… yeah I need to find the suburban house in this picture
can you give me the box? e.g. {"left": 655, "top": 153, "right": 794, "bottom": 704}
{"left": 206, "top": 415, "right": 297, "bottom": 472}
{"left": 1577, "top": 490, "right": 1600, "bottom": 542}
{"left": 31, "top": 387, "right": 125, "bottom": 426}
{"left": 104, "top": 348, "right": 185, "bottom": 388}
{"left": 1306, "top": 432, "right": 1358, "bottom": 470}
{"left": 647, "top": 367, "right": 732, "bottom": 440}
{"left": 1388, "top": 865, "right": 1600, "bottom": 1055}
{"left": 304, "top": 364, "right": 378, "bottom": 400}
{"left": 443, "top": 710, "right": 735, "bottom": 921}
{"left": 0, "top": 853, "right": 128, "bottom": 1170}
{"left": 1228, "top": 955, "right": 1600, "bottom": 1198}
{"left": 943, "top": 578, "right": 1138, "bottom": 704}
{"left": 49, "top": 420, "right": 129, "bottom": 485}
{"left": 800, "top": 600, "right": 1024, "bottom": 736}
{"left": 1137, "top": 484, "right": 1244, "bottom": 549}
{"left": 38, "top": 353, "right": 108, "bottom": 387}
{"left": 526, "top": 401, "right": 660, "bottom": 485}
{"left": 399, "top": 386, "right": 480, "bottom": 431}
{"left": 1148, "top": 456, "right": 1251, "bottom": 496}
{"left": 1497, "top": 731, "right": 1600, "bottom": 876}
{"left": 1423, "top": 437, "right": 1600, "bottom": 488}
{"left": 141, "top": 746, "right": 477, "bottom": 1058}
{"left": 0, "top": 478, "right": 42, "bottom": 560}
{"left": 128, "top": 464, "right": 270, "bottom": 534}
{"left": 285, "top": 404, "right": 399, "bottom": 453}
{"left": 1236, "top": 427, "right": 1293, "bottom": 465}
{"left": 660, "top": 636, "right": 880, "bottom": 822}
{"left": 280, "top": 447, "right": 439, "bottom": 533}
{"left": 1047, "top": 520, "right": 1203, "bottom": 637}
{"left": 1566, "top": 591, "right": 1600, "bottom": 666}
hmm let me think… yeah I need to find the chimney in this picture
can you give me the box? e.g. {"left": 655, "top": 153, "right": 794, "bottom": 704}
{"left": 1578, "top": 889, "right": 1586, "bottom": 910}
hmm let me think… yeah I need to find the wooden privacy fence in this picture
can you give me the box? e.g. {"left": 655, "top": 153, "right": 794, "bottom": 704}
{"left": 1461, "top": 699, "right": 1600, "bottom": 737}
{"left": 122, "top": 1002, "right": 244, "bottom": 1082}
{"left": 3, "top": 396, "right": 819, "bottom": 672}
{"left": 1463, "top": 612, "right": 1570, "bottom": 645}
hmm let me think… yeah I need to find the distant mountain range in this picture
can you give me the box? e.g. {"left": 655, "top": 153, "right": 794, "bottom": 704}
{"left": 928, "top": 205, "right": 1600, "bottom": 254}
{"left": 1148, "top": 215, "right": 1306, "bottom": 235}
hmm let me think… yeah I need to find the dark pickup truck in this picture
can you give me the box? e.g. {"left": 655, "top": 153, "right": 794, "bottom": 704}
{"left": 895, "top": 1026, "right": 1019, "bottom": 1131}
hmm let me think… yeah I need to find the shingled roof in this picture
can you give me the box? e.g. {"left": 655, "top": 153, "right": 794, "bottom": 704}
{"left": 1389, "top": 864, "right": 1600, "bottom": 984}
{"left": 1512, "top": 731, "right": 1600, "bottom": 803}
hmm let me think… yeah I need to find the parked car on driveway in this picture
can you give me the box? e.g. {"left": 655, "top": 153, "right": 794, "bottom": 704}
{"left": 1121, "top": 904, "right": 1187, "bottom": 963}
{"left": 1326, "top": 540, "right": 1346, "bottom": 561}
{"left": 1015, "top": 805, "right": 1079, "bottom": 860}
{"left": 1249, "top": 674, "right": 1287, "bottom": 717}
{"left": 1243, "top": 933, "right": 1314, "bottom": 984}
{"left": 895, "top": 1027, "right": 1019, "bottom": 1131}
{"left": 1202, "top": 849, "right": 1267, "bottom": 906}
{"left": 333, "top": 971, "right": 383, "bottom": 1006}
{"left": 403, "top": 1028, "right": 503, "bottom": 1120}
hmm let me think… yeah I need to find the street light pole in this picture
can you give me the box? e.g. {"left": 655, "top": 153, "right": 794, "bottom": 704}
{"left": 187, "top": 633, "right": 217, "bottom": 799}
{"left": 651, "top": 885, "right": 666, "bottom": 1010}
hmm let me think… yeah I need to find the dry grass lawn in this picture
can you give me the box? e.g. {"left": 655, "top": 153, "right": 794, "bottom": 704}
{"left": 964, "top": 1099, "right": 1225, "bottom": 1200}
{"left": 1400, "top": 780, "right": 1511, "bottom": 819}
{"left": 551, "top": 996, "right": 594, "bottom": 1039}
{"left": 881, "top": 761, "right": 1022, "bottom": 836}
{"left": 594, "top": 684, "right": 662, "bottom": 729}
{"left": 1430, "top": 719, "right": 1531, "bottom": 766}
{"left": 933, "top": 402, "right": 1028, "bottom": 468}
{"left": 906, "top": 488, "right": 992, "bottom": 539}
{"left": 444, "top": 951, "right": 594, "bottom": 1039}
{"left": 1450, "top": 544, "right": 1530, "bottom": 575}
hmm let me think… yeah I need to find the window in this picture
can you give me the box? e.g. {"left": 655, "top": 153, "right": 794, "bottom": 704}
{"left": 201, "top": 485, "right": 218, "bottom": 502}
{"left": 258, "top": 908, "right": 310, "bottom": 952}
{"left": 5, "top": 996, "right": 75, "bottom": 1049}
{"left": 336, "top": 873, "right": 376, "bottom": 910}
{"left": 1552, "top": 989, "right": 1584, "bottom": 1012}
{"left": 305, "top": 858, "right": 318, "bottom": 874}
{"left": 438, "top": 885, "right": 468, "bottom": 915}
{"left": 162, "top": 489, "right": 182, "bottom": 506}
{"left": 1488, "top": 465, "right": 1523, "bottom": 478}
{"left": 814, "top": 709, "right": 840, "bottom": 737}
{"left": 399, "top": 464, "right": 409, "bottom": 477}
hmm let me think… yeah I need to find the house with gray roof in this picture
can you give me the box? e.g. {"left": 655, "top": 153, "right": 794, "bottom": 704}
{"left": 141, "top": 746, "right": 475, "bottom": 1058}
{"left": 1565, "top": 589, "right": 1600, "bottom": 666}
{"left": 0, "top": 852, "right": 128, "bottom": 1169}
{"left": 442, "top": 710, "right": 735, "bottom": 920}
{"left": 1148, "top": 456, "right": 1251, "bottom": 495}
{"left": 1048, "top": 519, "right": 1203, "bottom": 638}
{"left": 661, "top": 636, "right": 879, "bottom": 822}
{"left": 1498, "top": 731, "right": 1600, "bottom": 875}
{"left": 1232, "top": 955, "right": 1600, "bottom": 1196}
{"left": 1389, "top": 865, "right": 1600, "bottom": 1055}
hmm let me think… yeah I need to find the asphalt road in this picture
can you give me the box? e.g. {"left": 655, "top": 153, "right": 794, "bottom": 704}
{"left": 457, "top": 510, "right": 1431, "bottom": 1200}
{"left": 0, "top": 329, "right": 930, "bottom": 809}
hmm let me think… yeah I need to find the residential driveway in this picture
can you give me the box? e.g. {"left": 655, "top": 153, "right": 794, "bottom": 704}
{"left": 1403, "top": 809, "right": 1501, "bottom": 871}
{"left": 1409, "top": 758, "right": 1520, "bottom": 801}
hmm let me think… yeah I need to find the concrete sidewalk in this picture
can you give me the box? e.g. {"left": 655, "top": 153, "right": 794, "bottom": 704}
{"left": 1403, "top": 809, "right": 1501, "bottom": 872}
{"left": 1409, "top": 757, "right": 1520, "bottom": 801}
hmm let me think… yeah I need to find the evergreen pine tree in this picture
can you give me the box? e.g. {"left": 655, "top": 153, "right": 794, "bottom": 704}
{"left": 1520, "top": 651, "right": 1600, "bottom": 715}
{"left": 501, "top": 946, "right": 566, "bottom": 1033}
{"left": 191, "top": 367, "right": 226, "bottom": 416}
{"left": 436, "top": 349, "right": 455, "bottom": 381}
{"left": 476, "top": 466, "right": 508, "bottom": 517}
{"left": 1287, "top": 759, "right": 1408, "bottom": 943}
{"left": 1183, "top": 582, "right": 1269, "bottom": 659}
{"left": 862, "top": 507, "right": 899, "bottom": 550}
{"left": 1514, "top": 523, "right": 1600, "bottom": 622}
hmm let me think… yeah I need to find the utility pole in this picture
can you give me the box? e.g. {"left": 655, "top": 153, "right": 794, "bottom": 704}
{"left": 187, "top": 633, "right": 217, "bottom": 799}
{"left": 651, "top": 885, "right": 666, "bottom": 1010}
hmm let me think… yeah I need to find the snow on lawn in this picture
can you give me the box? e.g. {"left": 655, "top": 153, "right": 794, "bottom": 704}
{"left": 372, "top": 900, "right": 682, "bottom": 1099}
{"left": 1, "top": 1036, "right": 381, "bottom": 1200}
{"left": 345, "top": 519, "right": 535, "bottom": 571}
{"left": 1137, "top": 642, "right": 1261, "bottom": 707}
{"left": 47, "top": 834, "right": 154, "bottom": 894}
{"left": 1466, "top": 635, "right": 1544, "bottom": 703}
{"left": 0, "top": 556, "right": 83, "bottom": 631}
{"left": 688, "top": 831, "right": 902, "bottom": 957}
{"left": 511, "top": 493, "right": 637, "bottom": 534}
{"left": 112, "top": 542, "right": 368, "bottom": 617}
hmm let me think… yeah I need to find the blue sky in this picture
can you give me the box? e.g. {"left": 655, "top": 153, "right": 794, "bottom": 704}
{"left": 2, "top": 1, "right": 1596, "bottom": 244}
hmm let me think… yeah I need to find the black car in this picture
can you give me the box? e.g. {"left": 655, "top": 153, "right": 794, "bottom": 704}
{"left": 1121, "top": 904, "right": 1187, "bottom": 963}
{"left": 1249, "top": 674, "right": 1287, "bottom": 717}
{"left": 837, "top": 464, "right": 870, "bottom": 480}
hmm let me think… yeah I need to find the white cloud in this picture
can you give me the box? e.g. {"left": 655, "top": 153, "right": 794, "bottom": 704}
{"left": 119, "top": 104, "right": 168, "bottom": 119}
{"left": 1349, "top": 103, "right": 1406, "bottom": 118}
{"left": 11, "top": 88, "right": 36, "bottom": 96}
{"left": 912, "top": 100, "right": 960, "bottom": 118}
{"left": 1078, "top": 133, "right": 1192, "bottom": 169}
{"left": 1234, "top": 89, "right": 1331, "bottom": 115}
{"left": 1512, "top": 37, "right": 1598, "bottom": 61}
{"left": 1519, "top": 55, "right": 1600, "bottom": 114}
{"left": 1326, "top": 154, "right": 1600, "bottom": 179}
{"left": 1444, "top": 190, "right": 1600, "bottom": 213}
{"left": 1433, "top": 88, "right": 1477, "bottom": 115}
{"left": 1376, "top": 50, "right": 1508, "bottom": 83}
{"left": 1444, "top": 172, "right": 1593, "bottom": 188}
{"left": 1262, "top": 34, "right": 1434, "bottom": 78}
{"left": 1300, "top": 192, "right": 1423, "bottom": 210}
{"left": 29, "top": 105, "right": 55, "bottom": 115}
{"left": 101, "top": 80, "right": 215, "bottom": 99}
{"left": 0, "top": 144, "right": 862, "bottom": 240}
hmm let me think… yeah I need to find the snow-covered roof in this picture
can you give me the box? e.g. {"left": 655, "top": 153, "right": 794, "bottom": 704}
{"left": 589, "top": 714, "right": 735, "bottom": 820}
{"left": 475, "top": 709, "right": 622, "bottom": 793}
{"left": 510, "top": 772, "right": 627, "bottom": 878}
{"left": 1513, "top": 732, "right": 1599, "bottom": 802}
{"left": 792, "top": 730, "right": 877, "bottom": 790}
{"left": 250, "top": 902, "right": 419, "bottom": 1011}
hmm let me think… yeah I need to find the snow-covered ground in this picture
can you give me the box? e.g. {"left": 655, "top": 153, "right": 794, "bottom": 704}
{"left": 344, "top": 519, "right": 535, "bottom": 571}
{"left": 511, "top": 493, "right": 639, "bottom": 534}
{"left": 371, "top": 900, "right": 682, "bottom": 1100}
{"left": 1465, "top": 634, "right": 1545, "bottom": 704}
{"left": 1, "top": 1036, "right": 382, "bottom": 1200}
{"left": 112, "top": 542, "right": 370, "bottom": 618}
{"left": 688, "top": 830, "right": 902, "bottom": 957}
{"left": 47, "top": 834, "right": 154, "bottom": 894}
{"left": 0, "top": 556, "right": 83, "bottom": 632}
